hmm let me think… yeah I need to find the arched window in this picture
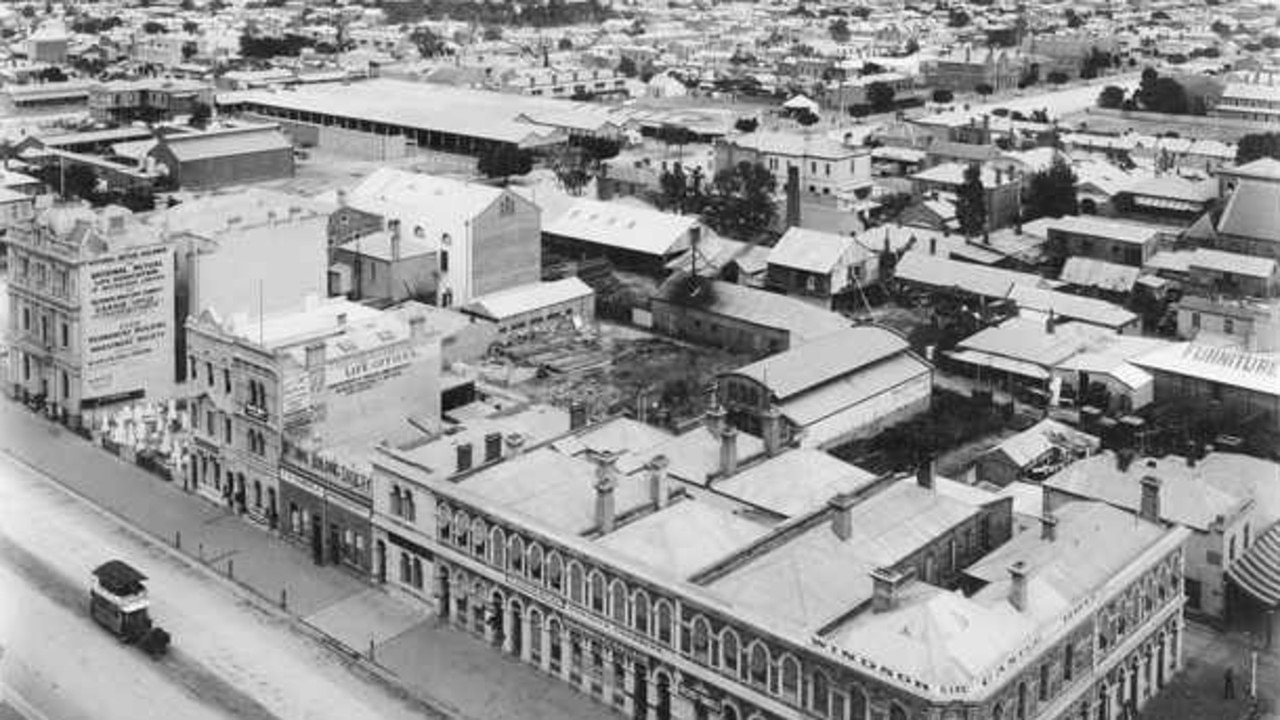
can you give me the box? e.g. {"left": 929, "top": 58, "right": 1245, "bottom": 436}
{"left": 850, "top": 686, "right": 868, "bottom": 720}
{"left": 412, "top": 557, "right": 423, "bottom": 589}
{"left": 546, "top": 552, "right": 564, "bottom": 592}
{"left": 721, "top": 629, "right": 740, "bottom": 676}
{"left": 722, "top": 704, "right": 740, "bottom": 720}
{"left": 889, "top": 703, "right": 908, "bottom": 720}
{"left": 780, "top": 654, "right": 801, "bottom": 701}
{"left": 588, "top": 570, "right": 606, "bottom": 614}
{"left": 528, "top": 608, "right": 543, "bottom": 662}
{"left": 471, "top": 518, "right": 486, "bottom": 557}
{"left": 1017, "top": 681, "right": 1028, "bottom": 720}
{"left": 438, "top": 504, "right": 452, "bottom": 541}
{"left": 568, "top": 562, "right": 585, "bottom": 604}
{"left": 610, "top": 580, "right": 628, "bottom": 625}
{"left": 489, "top": 526, "right": 505, "bottom": 567}
{"left": 527, "top": 543, "right": 543, "bottom": 581}
{"left": 454, "top": 511, "right": 469, "bottom": 546}
{"left": 548, "top": 617, "right": 563, "bottom": 670}
{"left": 509, "top": 535, "right": 525, "bottom": 574}
{"left": 655, "top": 599, "right": 674, "bottom": 646}
{"left": 633, "top": 590, "right": 651, "bottom": 635}
{"left": 747, "top": 642, "right": 770, "bottom": 688}
{"left": 810, "top": 668, "right": 831, "bottom": 715}
{"left": 691, "top": 616, "right": 711, "bottom": 664}
{"left": 994, "top": 702, "right": 1004, "bottom": 720}
{"left": 399, "top": 551, "right": 410, "bottom": 583}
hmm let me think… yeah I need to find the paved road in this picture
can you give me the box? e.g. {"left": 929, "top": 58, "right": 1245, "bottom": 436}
{"left": 0, "top": 399, "right": 611, "bottom": 720}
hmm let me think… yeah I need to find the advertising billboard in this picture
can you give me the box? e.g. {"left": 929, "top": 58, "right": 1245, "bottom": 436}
{"left": 80, "top": 243, "right": 175, "bottom": 402}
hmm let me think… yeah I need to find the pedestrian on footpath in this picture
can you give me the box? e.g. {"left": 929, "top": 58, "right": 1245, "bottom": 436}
{"left": 1224, "top": 666, "right": 1235, "bottom": 699}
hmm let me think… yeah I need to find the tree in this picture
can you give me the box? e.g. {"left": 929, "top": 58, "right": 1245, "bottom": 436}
{"left": 948, "top": 8, "right": 970, "bottom": 27}
{"left": 476, "top": 145, "right": 533, "bottom": 182}
{"left": 1146, "top": 77, "right": 1189, "bottom": 114}
{"left": 482, "top": 26, "right": 503, "bottom": 41}
{"left": 859, "top": 61, "right": 886, "bottom": 77}
{"left": 1025, "top": 156, "right": 1078, "bottom": 220}
{"left": 558, "top": 37, "right": 573, "bottom": 50}
{"left": 1065, "top": 8, "right": 1084, "bottom": 28}
{"left": 61, "top": 164, "right": 98, "bottom": 201}
{"left": 182, "top": 20, "right": 199, "bottom": 34}
{"left": 143, "top": 20, "right": 167, "bottom": 34}
{"left": 795, "top": 108, "right": 820, "bottom": 126}
{"left": 975, "top": 83, "right": 994, "bottom": 96}
{"left": 189, "top": 102, "right": 212, "bottom": 129}
{"left": 1097, "top": 85, "right": 1125, "bottom": 109}
{"left": 734, "top": 117, "right": 759, "bottom": 133}
{"left": 955, "top": 162, "right": 987, "bottom": 238}
{"left": 867, "top": 81, "right": 895, "bottom": 112}
{"left": 410, "top": 27, "right": 447, "bottom": 58}
{"left": 1047, "top": 70, "right": 1069, "bottom": 84}
{"left": 1235, "top": 133, "right": 1280, "bottom": 165}
{"left": 829, "top": 18, "right": 851, "bottom": 42}
{"left": 700, "top": 162, "right": 777, "bottom": 241}
{"left": 932, "top": 88, "right": 954, "bottom": 104}
{"left": 1137, "top": 67, "right": 1160, "bottom": 108}
{"left": 551, "top": 150, "right": 592, "bottom": 197}
{"left": 617, "top": 56, "right": 638, "bottom": 78}
{"left": 36, "top": 66, "right": 67, "bottom": 82}
{"left": 182, "top": 41, "right": 199, "bottom": 61}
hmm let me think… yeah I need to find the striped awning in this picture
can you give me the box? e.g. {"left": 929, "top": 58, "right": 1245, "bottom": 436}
{"left": 1227, "top": 523, "right": 1280, "bottom": 608}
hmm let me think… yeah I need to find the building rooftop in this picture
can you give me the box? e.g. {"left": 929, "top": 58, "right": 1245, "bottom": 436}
{"left": 776, "top": 352, "right": 932, "bottom": 429}
{"left": 1058, "top": 257, "right": 1141, "bottom": 294}
{"left": 958, "top": 317, "right": 1111, "bottom": 369}
{"left": 894, "top": 251, "right": 1051, "bottom": 299}
{"left": 712, "top": 449, "right": 879, "bottom": 518}
{"left": 1047, "top": 215, "right": 1161, "bottom": 245}
{"left": 596, "top": 498, "right": 774, "bottom": 579}
{"left": 1009, "top": 285, "right": 1139, "bottom": 330}
{"left": 465, "top": 277, "right": 594, "bottom": 322}
{"left": 1188, "top": 248, "right": 1277, "bottom": 279}
{"left": 727, "top": 325, "right": 912, "bottom": 400}
{"left": 768, "top": 226, "right": 869, "bottom": 274}
{"left": 684, "top": 280, "right": 851, "bottom": 347}
{"left": 544, "top": 198, "right": 697, "bottom": 258}
{"left": 344, "top": 167, "right": 512, "bottom": 232}
{"left": 157, "top": 124, "right": 291, "bottom": 163}
{"left": 337, "top": 228, "right": 435, "bottom": 262}
{"left": 1218, "top": 180, "right": 1280, "bottom": 245}
{"left": 727, "top": 130, "right": 861, "bottom": 160}
{"left": 1131, "top": 342, "right": 1280, "bottom": 397}
{"left": 988, "top": 419, "right": 1100, "bottom": 470}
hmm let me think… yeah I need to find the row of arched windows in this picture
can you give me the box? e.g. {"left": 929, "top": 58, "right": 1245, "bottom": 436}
{"left": 436, "top": 499, "right": 917, "bottom": 720}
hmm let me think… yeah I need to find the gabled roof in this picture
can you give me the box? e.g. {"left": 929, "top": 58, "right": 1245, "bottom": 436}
{"left": 465, "top": 278, "right": 594, "bottom": 322}
{"left": 768, "top": 226, "right": 866, "bottom": 274}
{"left": 154, "top": 124, "right": 290, "bottom": 163}
{"left": 596, "top": 499, "right": 773, "bottom": 579}
{"left": 727, "top": 325, "right": 911, "bottom": 400}
{"left": 1059, "top": 257, "right": 1141, "bottom": 293}
{"left": 991, "top": 419, "right": 1100, "bottom": 469}
{"left": 1131, "top": 343, "right": 1280, "bottom": 397}
{"left": 674, "top": 280, "right": 850, "bottom": 347}
{"left": 894, "top": 251, "right": 1049, "bottom": 298}
{"left": 1188, "top": 248, "right": 1277, "bottom": 279}
{"left": 345, "top": 167, "right": 508, "bottom": 227}
{"left": 544, "top": 199, "right": 697, "bottom": 257}
{"left": 1218, "top": 180, "right": 1280, "bottom": 245}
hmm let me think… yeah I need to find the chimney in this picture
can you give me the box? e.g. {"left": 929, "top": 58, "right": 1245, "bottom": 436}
{"left": 1041, "top": 512, "right": 1058, "bottom": 542}
{"left": 761, "top": 405, "right": 783, "bottom": 457}
{"left": 389, "top": 219, "right": 402, "bottom": 262}
{"left": 785, "top": 165, "right": 801, "bottom": 229}
{"left": 484, "top": 431, "right": 502, "bottom": 462}
{"left": 569, "top": 401, "right": 588, "bottom": 430}
{"left": 304, "top": 341, "right": 325, "bottom": 369}
{"left": 336, "top": 312, "right": 348, "bottom": 328}
{"left": 1009, "top": 561, "right": 1028, "bottom": 612}
{"left": 706, "top": 403, "right": 726, "bottom": 436}
{"left": 594, "top": 451, "right": 619, "bottom": 534}
{"left": 505, "top": 432, "right": 525, "bottom": 458}
{"left": 916, "top": 456, "right": 934, "bottom": 490}
{"left": 647, "top": 454, "right": 670, "bottom": 509}
{"left": 929, "top": 236, "right": 937, "bottom": 255}
{"left": 829, "top": 493, "right": 857, "bottom": 541}
{"left": 455, "top": 442, "right": 473, "bottom": 473}
{"left": 1140, "top": 474, "right": 1161, "bottom": 523}
{"left": 1045, "top": 309, "right": 1056, "bottom": 335}
{"left": 408, "top": 315, "right": 425, "bottom": 341}
{"left": 871, "top": 567, "right": 906, "bottom": 613}
{"left": 337, "top": 188, "right": 348, "bottom": 207}
{"left": 718, "top": 424, "right": 738, "bottom": 478}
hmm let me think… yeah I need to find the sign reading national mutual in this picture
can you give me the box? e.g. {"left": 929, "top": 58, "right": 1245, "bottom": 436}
{"left": 81, "top": 244, "right": 175, "bottom": 401}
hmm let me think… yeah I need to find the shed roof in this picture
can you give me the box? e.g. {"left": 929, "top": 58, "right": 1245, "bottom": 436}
{"left": 727, "top": 325, "right": 911, "bottom": 400}
{"left": 466, "top": 278, "right": 594, "bottom": 322}
{"left": 596, "top": 499, "right": 773, "bottom": 579}
{"left": 1219, "top": 180, "right": 1280, "bottom": 245}
{"left": 768, "top": 226, "right": 866, "bottom": 274}
{"left": 155, "top": 124, "right": 290, "bottom": 163}
{"left": 1131, "top": 343, "right": 1280, "bottom": 397}
{"left": 545, "top": 199, "right": 697, "bottom": 257}
{"left": 1058, "top": 257, "right": 1141, "bottom": 293}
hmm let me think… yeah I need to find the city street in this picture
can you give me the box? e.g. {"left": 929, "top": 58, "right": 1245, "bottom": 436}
{"left": 0, "top": 399, "right": 610, "bottom": 720}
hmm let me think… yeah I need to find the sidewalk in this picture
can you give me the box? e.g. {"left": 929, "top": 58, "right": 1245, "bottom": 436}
{"left": 0, "top": 400, "right": 611, "bottom": 720}
{"left": 1140, "top": 621, "right": 1277, "bottom": 720}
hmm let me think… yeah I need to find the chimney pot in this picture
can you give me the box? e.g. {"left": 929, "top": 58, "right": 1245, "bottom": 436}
{"left": 570, "top": 401, "right": 588, "bottom": 430}
{"left": 871, "top": 567, "right": 906, "bottom": 612}
{"left": 1009, "top": 560, "right": 1028, "bottom": 612}
{"left": 916, "top": 457, "right": 934, "bottom": 490}
{"left": 647, "top": 454, "right": 670, "bottom": 509}
{"left": 762, "top": 405, "right": 783, "bottom": 457}
{"left": 829, "top": 492, "right": 857, "bottom": 541}
{"left": 595, "top": 451, "right": 620, "bottom": 533}
{"left": 719, "top": 424, "right": 739, "bottom": 478}
{"left": 1140, "top": 475, "right": 1161, "bottom": 523}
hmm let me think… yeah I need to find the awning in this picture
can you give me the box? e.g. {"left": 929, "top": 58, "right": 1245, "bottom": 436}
{"left": 946, "top": 349, "right": 1050, "bottom": 380}
{"left": 1227, "top": 523, "right": 1280, "bottom": 608}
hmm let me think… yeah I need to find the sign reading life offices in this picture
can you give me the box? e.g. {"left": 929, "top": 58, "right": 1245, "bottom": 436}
{"left": 325, "top": 344, "right": 416, "bottom": 396}
{"left": 80, "top": 244, "right": 175, "bottom": 401}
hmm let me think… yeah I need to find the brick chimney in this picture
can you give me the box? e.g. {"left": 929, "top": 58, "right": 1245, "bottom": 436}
{"left": 871, "top": 567, "right": 907, "bottom": 613}
{"left": 1009, "top": 560, "right": 1028, "bottom": 612}
{"left": 785, "top": 165, "right": 801, "bottom": 230}
{"left": 388, "top": 218, "right": 402, "bottom": 262}
{"left": 594, "top": 451, "right": 619, "bottom": 534}
{"left": 1041, "top": 512, "right": 1057, "bottom": 542}
{"left": 916, "top": 456, "right": 934, "bottom": 490}
{"left": 706, "top": 403, "right": 727, "bottom": 437}
{"left": 569, "top": 401, "right": 588, "bottom": 430}
{"left": 829, "top": 492, "right": 857, "bottom": 541}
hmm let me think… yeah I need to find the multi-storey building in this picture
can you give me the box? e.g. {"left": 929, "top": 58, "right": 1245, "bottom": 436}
{"left": 183, "top": 297, "right": 440, "bottom": 529}
{"left": 924, "top": 46, "right": 1027, "bottom": 94}
{"left": 88, "top": 78, "right": 215, "bottom": 124}
{"left": 716, "top": 132, "right": 873, "bottom": 200}
{"left": 1212, "top": 81, "right": 1280, "bottom": 125}
{"left": 370, "top": 411, "right": 1190, "bottom": 720}
{"left": 5, "top": 204, "right": 174, "bottom": 427}
{"left": 508, "top": 67, "right": 629, "bottom": 99}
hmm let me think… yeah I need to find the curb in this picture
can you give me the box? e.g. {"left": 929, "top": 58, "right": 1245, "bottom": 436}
{"left": 0, "top": 404, "right": 469, "bottom": 720}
